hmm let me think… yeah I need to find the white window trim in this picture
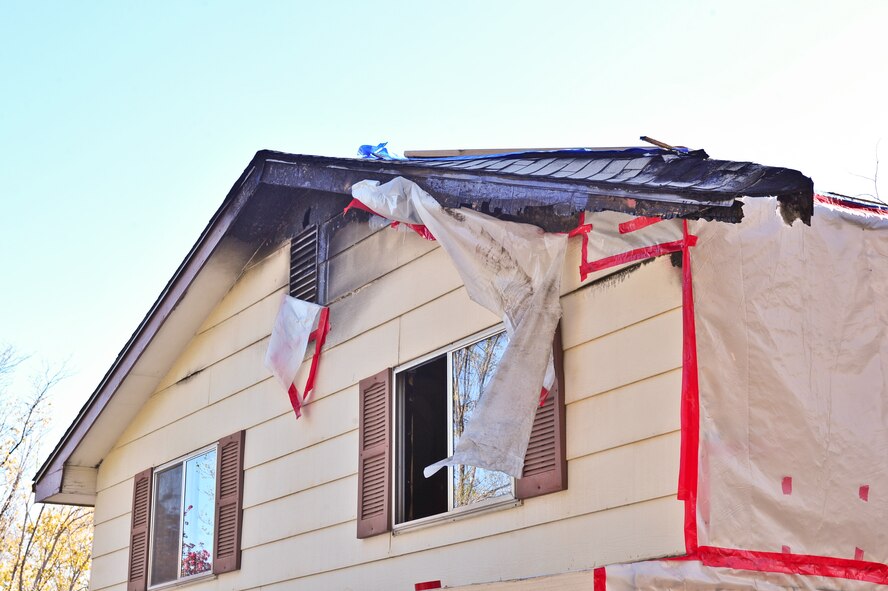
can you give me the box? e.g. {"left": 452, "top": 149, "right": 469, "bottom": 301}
{"left": 392, "top": 324, "right": 516, "bottom": 531}
{"left": 147, "top": 443, "right": 218, "bottom": 591}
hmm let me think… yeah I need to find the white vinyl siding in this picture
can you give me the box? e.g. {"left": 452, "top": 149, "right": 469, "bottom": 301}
{"left": 89, "top": 223, "right": 684, "bottom": 591}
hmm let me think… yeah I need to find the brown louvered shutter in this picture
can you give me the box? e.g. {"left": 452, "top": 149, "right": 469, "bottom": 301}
{"left": 213, "top": 430, "right": 245, "bottom": 574}
{"left": 127, "top": 468, "right": 152, "bottom": 591}
{"left": 517, "top": 325, "right": 567, "bottom": 499}
{"left": 290, "top": 226, "right": 319, "bottom": 302}
{"left": 357, "top": 369, "right": 392, "bottom": 538}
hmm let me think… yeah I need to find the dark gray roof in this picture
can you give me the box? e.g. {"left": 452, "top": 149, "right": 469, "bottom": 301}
{"left": 257, "top": 147, "right": 814, "bottom": 229}
{"left": 402, "top": 149, "right": 809, "bottom": 198}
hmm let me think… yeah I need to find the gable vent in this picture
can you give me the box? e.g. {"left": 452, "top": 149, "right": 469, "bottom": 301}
{"left": 290, "top": 226, "right": 319, "bottom": 302}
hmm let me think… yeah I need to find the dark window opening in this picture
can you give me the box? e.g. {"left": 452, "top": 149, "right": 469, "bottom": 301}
{"left": 398, "top": 356, "right": 448, "bottom": 522}
{"left": 395, "top": 330, "right": 514, "bottom": 526}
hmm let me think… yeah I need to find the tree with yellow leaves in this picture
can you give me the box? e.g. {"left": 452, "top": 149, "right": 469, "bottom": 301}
{"left": 0, "top": 346, "right": 92, "bottom": 591}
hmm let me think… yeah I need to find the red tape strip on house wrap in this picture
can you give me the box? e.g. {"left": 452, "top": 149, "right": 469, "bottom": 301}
{"left": 576, "top": 213, "right": 693, "bottom": 280}
{"left": 677, "top": 220, "right": 700, "bottom": 554}
{"left": 593, "top": 567, "right": 606, "bottom": 591}
{"left": 287, "top": 307, "right": 331, "bottom": 419}
{"left": 344, "top": 199, "right": 435, "bottom": 240}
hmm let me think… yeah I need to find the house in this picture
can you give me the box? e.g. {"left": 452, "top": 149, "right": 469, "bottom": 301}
{"left": 37, "top": 143, "right": 887, "bottom": 591}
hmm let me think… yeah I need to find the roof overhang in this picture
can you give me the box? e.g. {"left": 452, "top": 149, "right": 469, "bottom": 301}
{"left": 34, "top": 148, "right": 814, "bottom": 504}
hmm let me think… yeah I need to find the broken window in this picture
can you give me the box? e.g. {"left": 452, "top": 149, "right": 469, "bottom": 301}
{"left": 395, "top": 328, "right": 514, "bottom": 525}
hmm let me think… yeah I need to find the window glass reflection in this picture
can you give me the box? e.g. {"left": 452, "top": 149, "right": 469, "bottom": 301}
{"left": 150, "top": 465, "right": 182, "bottom": 586}
{"left": 181, "top": 450, "right": 216, "bottom": 577}
{"left": 451, "top": 332, "right": 512, "bottom": 508}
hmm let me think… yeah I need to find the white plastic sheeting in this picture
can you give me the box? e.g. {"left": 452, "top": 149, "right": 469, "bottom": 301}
{"left": 602, "top": 559, "right": 880, "bottom": 590}
{"left": 691, "top": 198, "right": 888, "bottom": 562}
{"left": 352, "top": 177, "right": 567, "bottom": 478}
{"left": 265, "top": 295, "right": 324, "bottom": 408}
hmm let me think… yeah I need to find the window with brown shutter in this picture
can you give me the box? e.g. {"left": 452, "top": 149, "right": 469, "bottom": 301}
{"left": 516, "top": 325, "right": 567, "bottom": 499}
{"left": 357, "top": 369, "right": 392, "bottom": 538}
{"left": 355, "top": 325, "right": 567, "bottom": 538}
{"left": 213, "top": 430, "right": 245, "bottom": 574}
{"left": 126, "top": 432, "right": 245, "bottom": 589}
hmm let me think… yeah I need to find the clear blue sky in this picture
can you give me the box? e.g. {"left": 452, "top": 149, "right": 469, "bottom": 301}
{"left": 1, "top": 1, "right": 886, "bottom": 447}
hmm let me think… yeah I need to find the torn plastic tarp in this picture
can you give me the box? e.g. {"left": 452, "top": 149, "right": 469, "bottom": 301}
{"left": 351, "top": 177, "right": 567, "bottom": 478}
{"left": 265, "top": 295, "right": 330, "bottom": 418}
{"left": 687, "top": 196, "right": 888, "bottom": 566}
{"left": 357, "top": 142, "right": 405, "bottom": 160}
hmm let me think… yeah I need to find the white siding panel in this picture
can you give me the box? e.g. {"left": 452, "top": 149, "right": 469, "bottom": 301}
{"left": 156, "top": 287, "right": 284, "bottom": 392}
{"left": 199, "top": 242, "right": 289, "bottom": 334}
{"left": 115, "top": 368, "right": 210, "bottom": 448}
{"left": 561, "top": 257, "right": 682, "bottom": 350}
{"left": 244, "top": 384, "right": 357, "bottom": 470}
{"left": 326, "top": 223, "right": 440, "bottom": 302}
{"left": 207, "top": 336, "right": 272, "bottom": 405}
{"left": 387, "top": 432, "right": 681, "bottom": 556}
{"left": 241, "top": 474, "right": 357, "bottom": 549}
{"left": 242, "top": 431, "right": 358, "bottom": 508}
{"left": 234, "top": 495, "right": 683, "bottom": 591}
{"left": 236, "top": 433, "right": 680, "bottom": 562}
{"left": 98, "top": 379, "right": 290, "bottom": 491}
{"left": 444, "top": 570, "right": 594, "bottom": 591}
{"left": 399, "top": 286, "right": 500, "bottom": 365}
{"left": 90, "top": 220, "right": 689, "bottom": 591}
{"left": 325, "top": 247, "right": 463, "bottom": 349}
{"left": 90, "top": 513, "right": 130, "bottom": 559}
{"left": 93, "top": 479, "right": 132, "bottom": 527}
{"left": 301, "top": 319, "right": 399, "bottom": 405}
{"left": 89, "top": 547, "right": 128, "bottom": 591}
{"left": 567, "top": 368, "right": 681, "bottom": 460}
{"left": 564, "top": 308, "right": 682, "bottom": 405}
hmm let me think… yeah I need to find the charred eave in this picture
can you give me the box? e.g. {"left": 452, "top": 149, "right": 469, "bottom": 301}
{"left": 257, "top": 151, "right": 813, "bottom": 230}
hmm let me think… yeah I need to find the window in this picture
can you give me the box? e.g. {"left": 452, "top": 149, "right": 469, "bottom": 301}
{"left": 128, "top": 431, "right": 244, "bottom": 591}
{"left": 149, "top": 447, "right": 217, "bottom": 587}
{"left": 396, "top": 329, "right": 514, "bottom": 524}
{"left": 356, "top": 326, "right": 566, "bottom": 539}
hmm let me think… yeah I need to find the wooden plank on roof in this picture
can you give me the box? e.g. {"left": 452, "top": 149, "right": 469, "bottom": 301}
{"left": 403, "top": 146, "right": 637, "bottom": 158}
{"left": 403, "top": 148, "right": 569, "bottom": 158}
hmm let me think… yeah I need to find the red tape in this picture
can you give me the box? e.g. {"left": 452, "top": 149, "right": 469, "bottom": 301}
{"left": 580, "top": 236, "right": 696, "bottom": 277}
{"left": 344, "top": 199, "right": 435, "bottom": 240}
{"left": 618, "top": 216, "right": 663, "bottom": 234}
{"left": 567, "top": 213, "right": 594, "bottom": 281}
{"left": 593, "top": 567, "right": 606, "bottom": 591}
{"left": 286, "top": 307, "right": 331, "bottom": 419}
{"left": 344, "top": 198, "right": 376, "bottom": 216}
{"left": 287, "top": 383, "right": 302, "bottom": 419}
{"left": 676, "top": 220, "right": 700, "bottom": 554}
{"left": 538, "top": 387, "right": 549, "bottom": 407}
{"left": 815, "top": 194, "right": 888, "bottom": 217}
{"left": 695, "top": 546, "right": 888, "bottom": 584}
